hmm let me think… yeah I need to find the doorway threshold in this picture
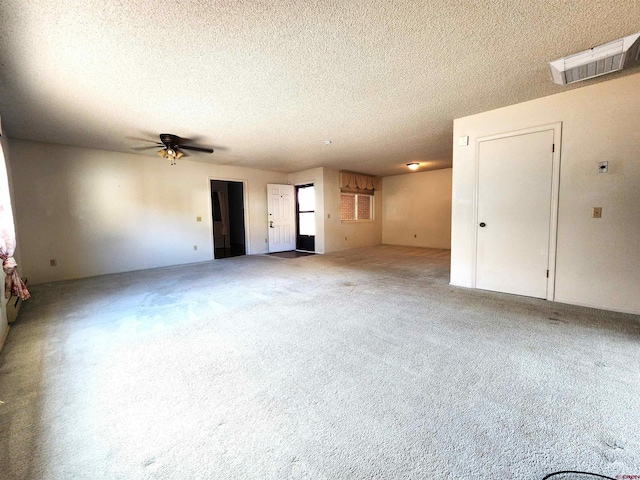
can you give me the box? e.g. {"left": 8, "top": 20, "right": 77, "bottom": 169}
{"left": 267, "top": 251, "right": 315, "bottom": 259}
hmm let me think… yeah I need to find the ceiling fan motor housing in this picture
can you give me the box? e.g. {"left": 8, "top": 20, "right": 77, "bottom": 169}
{"left": 158, "top": 133, "right": 214, "bottom": 154}
{"left": 160, "top": 133, "right": 180, "bottom": 149}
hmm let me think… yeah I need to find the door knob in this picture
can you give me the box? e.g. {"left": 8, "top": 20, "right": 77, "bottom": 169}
{"left": 479, "top": 222, "right": 486, "bottom": 227}
{"left": 269, "top": 221, "right": 274, "bottom": 229}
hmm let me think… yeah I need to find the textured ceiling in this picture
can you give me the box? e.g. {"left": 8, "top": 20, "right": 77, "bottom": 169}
{"left": 1, "top": 1, "right": 639, "bottom": 176}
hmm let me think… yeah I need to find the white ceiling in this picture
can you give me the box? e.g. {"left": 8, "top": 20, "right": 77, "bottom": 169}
{"left": 1, "top": 1, "right": 639, "bottom": 177}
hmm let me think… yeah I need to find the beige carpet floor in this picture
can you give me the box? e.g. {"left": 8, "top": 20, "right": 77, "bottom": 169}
{"left": 0, "top": 245, "right": 639, "bottom": 479}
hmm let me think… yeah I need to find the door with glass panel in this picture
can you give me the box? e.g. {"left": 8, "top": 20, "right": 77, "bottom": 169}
{"left": 296, "top": 184, "right": 315, "bottom": 252}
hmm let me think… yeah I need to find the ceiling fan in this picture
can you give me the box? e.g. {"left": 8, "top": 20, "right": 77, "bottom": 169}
{"left": 132, "top": 133, "right": 214, "bottom": 165}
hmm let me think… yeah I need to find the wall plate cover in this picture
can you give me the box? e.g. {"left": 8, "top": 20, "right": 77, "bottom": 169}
{"left": 598, "top": 161, "right": 608, "bottom": 173}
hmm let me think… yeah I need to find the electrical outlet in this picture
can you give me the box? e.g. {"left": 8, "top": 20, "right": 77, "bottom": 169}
{"left": 196, "top": 216, "right": 202, "bottom": 222}
{"left": 265, "top": 238, "right": 268, "bottom": 243}
{"left": 50, "top": 259, "right": 57, "bottom": 267}
{"left": 592, "top": 207, "right": 602, "bottom": 218}
{"left": 414, "top": 234, "right": 417, "bottom": 238}
{"left": 193, "top": 245, "right": 197, "bottom": 250}
{"left": 345, "top": 236, "right": 348, "bottom": 241}
{"left": 327, "top": 213, "right": 331, "bottom": 219}
{"left": 598, "top": 162, "right": 608, "bottom": 174}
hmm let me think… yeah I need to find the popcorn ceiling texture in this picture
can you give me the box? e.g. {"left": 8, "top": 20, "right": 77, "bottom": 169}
{"left": 0, "top": 1, "right": 639, "bottom": 176}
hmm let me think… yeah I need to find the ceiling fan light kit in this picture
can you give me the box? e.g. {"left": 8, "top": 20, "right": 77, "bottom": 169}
{"left": 157, "top": 148, "right": 184, "bottom": 165}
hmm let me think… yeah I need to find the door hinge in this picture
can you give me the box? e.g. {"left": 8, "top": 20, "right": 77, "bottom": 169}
{"left": 546, "top": 269, "right": 549, "bottom": 278}
{"left": 552, "top": 144, "right": 555, "bottom": 153}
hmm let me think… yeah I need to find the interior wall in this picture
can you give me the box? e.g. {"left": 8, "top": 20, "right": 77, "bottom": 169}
{"left": 10, "top": 139, "right": 288, "bottom": 284}
{"left": 451, "top": 72, "right": 640, "bottom": 314}
{"left": 288, "top": 167, "right": 325, "bottom": 253}
{"left": 382, "top": 168, "right": 452, "bottom": 249}
{"left": 323, "top": 167, "right": 382, "bottom": 253}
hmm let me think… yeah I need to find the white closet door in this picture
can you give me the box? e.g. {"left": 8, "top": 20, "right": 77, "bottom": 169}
{"left": 476, "top": 129, "right": 554, "bottom": 299}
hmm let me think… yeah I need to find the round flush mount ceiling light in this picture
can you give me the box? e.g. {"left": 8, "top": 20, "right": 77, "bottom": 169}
{"left": 407, "top": 163, "right": 419, "bottom": 171}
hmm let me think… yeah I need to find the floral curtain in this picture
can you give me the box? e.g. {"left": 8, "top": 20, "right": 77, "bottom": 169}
{"left": 0, "top": 141, "right": 29, "bottom": 301}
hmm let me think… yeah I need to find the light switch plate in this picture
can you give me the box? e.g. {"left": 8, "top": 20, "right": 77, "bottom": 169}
{"left": 592, "top": 207, "right": 602, "bottom": 218}
{"left": 458, "top": 136, "right": 469, "bottom": 147}
{"left": 598, "top": 161, "right": 608, "bottom": 174}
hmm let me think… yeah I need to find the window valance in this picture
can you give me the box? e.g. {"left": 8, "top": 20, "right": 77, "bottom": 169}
{"left": 339, "top": 172, "right": 381, "bottom": 195}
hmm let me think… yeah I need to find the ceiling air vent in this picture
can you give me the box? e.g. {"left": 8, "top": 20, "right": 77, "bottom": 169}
{"left": 549, "top": 32, "right": 640, "bottom": 85}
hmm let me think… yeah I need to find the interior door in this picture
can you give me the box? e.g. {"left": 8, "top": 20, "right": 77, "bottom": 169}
{"left": 476, "top": 129, "right": 555, "bottom": 298}
{"left": 267, "top": 184, "right": 295, "bottom": 252}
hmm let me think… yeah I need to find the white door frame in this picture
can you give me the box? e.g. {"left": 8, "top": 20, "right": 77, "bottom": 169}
{"left": 208, "top": 177, "right": 251, "bottom": 258}
{"left": 472, "top": 122, "right": 562, "bottom": 300}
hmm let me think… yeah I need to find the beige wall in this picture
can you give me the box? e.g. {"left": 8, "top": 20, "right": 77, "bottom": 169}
{"left": 323, "top": 167, "right": 382, "bottom": 252}
{"left": 451, "top": 72, "right": 640, "bottom": 314}
{"left": 382, "top": 169, "right": 452, "bottom": 249}
{"left": 10, "top": 139, "right": 288, "bottom": 284}
{"left": 288, "top": 167, "right": 325, "bottom": 253}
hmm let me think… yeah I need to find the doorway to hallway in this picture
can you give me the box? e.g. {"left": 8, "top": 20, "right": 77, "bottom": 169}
{"left": 210, "top": 180, "right": 246, "bottom": 259}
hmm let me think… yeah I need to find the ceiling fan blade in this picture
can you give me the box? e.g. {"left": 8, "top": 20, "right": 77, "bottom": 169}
{"left": 131, "top": 145, "right": 162, "bottom": 151}
{"left": 178, "top": 145, "right": 214, "bottom": 154}
{"left": 126, "top": 136, "right": 162, "bottom": 144}
{"left": 175, "top": 134, "right": 207, "bottom": 144}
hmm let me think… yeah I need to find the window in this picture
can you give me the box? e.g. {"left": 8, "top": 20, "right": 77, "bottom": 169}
{"left": 340, "top": 193, "right": 373, "bottom": 221}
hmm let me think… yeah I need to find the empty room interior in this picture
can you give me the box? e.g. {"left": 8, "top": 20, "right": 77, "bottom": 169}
{"left": 1, "top": 2, "right": 639, "bottom": 479}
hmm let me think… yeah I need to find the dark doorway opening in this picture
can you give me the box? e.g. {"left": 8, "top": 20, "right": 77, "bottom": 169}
{"left": 296, "top": 184, "right": 315, "bottom": 252}
{"left": 210, "top": 180, "right": 246, "bottom": 259}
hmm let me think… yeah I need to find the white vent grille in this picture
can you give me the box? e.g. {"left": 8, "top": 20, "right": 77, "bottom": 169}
{"left": 549, "top": 33, "right": 640, "bottom": 85}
